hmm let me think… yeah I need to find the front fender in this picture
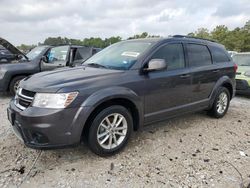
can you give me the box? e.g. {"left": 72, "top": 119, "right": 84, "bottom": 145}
{"left": 77, "top": 86, "right": 144, "bottom": 130}
{"left": 81, "top": 86, "right": 141, "bottom": 107}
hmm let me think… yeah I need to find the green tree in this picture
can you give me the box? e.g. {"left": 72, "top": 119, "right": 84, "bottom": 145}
{"left": 18, "top": 20, "right": 250, "bottom": 53}
{"left": 211, "top": 25, "right": 229, "bottom": 43}
{"left": 128, "top": 32, "right": 149, "bottom": 39}
{"left": 43, "top": 37, "right": 67, "bottom": 45}
{"left": 17, "top": 44, "right": 36, "bottom": 52}
{"left": 194, "top": 28, "right": 211, "bottom": 39}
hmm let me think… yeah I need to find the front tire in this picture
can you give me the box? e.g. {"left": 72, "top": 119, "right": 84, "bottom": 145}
{"left": 208, "top": 87, "right": 230, "bottom": 118}
{"left": 87, "top": 105, "right": 133, "bottom": 156}
{"left": 9, "top": 76, "right": 26, "bottom": 96}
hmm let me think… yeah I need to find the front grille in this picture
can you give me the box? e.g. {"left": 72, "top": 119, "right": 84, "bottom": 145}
{"left": 14, "top": 88, "right": 35, "bottom": 110}
{"left": 21, "top": 89, "right": 35, "bottom": 98}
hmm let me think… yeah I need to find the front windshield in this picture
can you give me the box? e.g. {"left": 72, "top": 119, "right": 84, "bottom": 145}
{"left": 232, "top": 54, "right": 250, "bottom": 66}
{"left": 84, "top": 41, "right": 153, "bottom": 70}
{"left": 26, "top": 46, "right": 47, "bottom": 60}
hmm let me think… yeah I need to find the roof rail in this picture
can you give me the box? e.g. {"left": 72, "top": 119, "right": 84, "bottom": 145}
{"left": 172, "top": 35, "right": 216, "bottom": 43}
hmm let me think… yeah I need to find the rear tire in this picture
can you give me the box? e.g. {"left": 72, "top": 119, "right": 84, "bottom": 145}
{"left": 9, "top": 76, "right": 26, "bottom": 96}
{"left": 208, "top": 87, "right": 230, "bottom": 118}
{"left": 87, "top": 105, "right": 133, "bottom": 156}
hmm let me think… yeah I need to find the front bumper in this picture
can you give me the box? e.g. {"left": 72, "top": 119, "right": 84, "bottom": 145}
{"left": 236, "top": 79, "right": 250, "bottom": 95}
{"left": 7, "top": 100, "right": 91, "bottom": 149}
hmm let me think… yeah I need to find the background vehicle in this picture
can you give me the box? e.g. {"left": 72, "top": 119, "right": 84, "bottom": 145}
{"left": 0, "top": 47, "right": 16, "bottom": 63}
{"left": 0, "top": 37, "right": 101, "bottom": 95}
{"left": 232, "top": 52, "right": 250, "bottom": 95}
{"left": 228, "top": 50, "right": 238, "bottom": 57}
{"left": 8, "top": 36, "right": 236, "bottom": 156}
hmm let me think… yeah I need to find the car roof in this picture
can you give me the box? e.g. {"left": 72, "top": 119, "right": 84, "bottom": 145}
{"left": 126, "top": 36, "right": 224, "bottom": 48}
{"left": 51, "top": 45, "right": 100, "bottom": 49}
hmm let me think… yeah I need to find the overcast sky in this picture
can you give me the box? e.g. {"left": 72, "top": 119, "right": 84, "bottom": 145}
{"left": 0, "top": 0, "right": 249, "bottom": 45}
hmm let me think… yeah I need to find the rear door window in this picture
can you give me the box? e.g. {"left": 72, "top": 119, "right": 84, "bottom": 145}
{"left": 187, "top": 44, "right": 212, "bottom": 67}
{"left": 209, "top": 46, "right": 230, "bottom": 63}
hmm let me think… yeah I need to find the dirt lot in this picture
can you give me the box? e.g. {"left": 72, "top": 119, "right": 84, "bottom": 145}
{"left": 0, "top": 94, "right": 249, "bottom": 188}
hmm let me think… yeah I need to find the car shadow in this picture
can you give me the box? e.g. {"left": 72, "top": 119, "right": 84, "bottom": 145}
{"left": 236, "top": 93, "right": 250, "bottom": 99}
{"left": 0, "top": 92, "right": 11, "bottom": 98}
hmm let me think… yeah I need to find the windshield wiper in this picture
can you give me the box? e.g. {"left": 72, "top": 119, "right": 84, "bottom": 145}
{"left": 86, "top": 63, "right": 107, "bottom": 69}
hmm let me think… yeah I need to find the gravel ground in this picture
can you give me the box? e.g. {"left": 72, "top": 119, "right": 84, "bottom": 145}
{"left": 0, "top": 94, "right": 249, "bottom": 188}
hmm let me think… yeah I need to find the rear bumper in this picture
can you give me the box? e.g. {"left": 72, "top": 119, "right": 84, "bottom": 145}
{"left": 7, "top": 100, "right": 91, "bottom": 149}
{"left": 236, "top": 79, "right": 250, "bottom": 95}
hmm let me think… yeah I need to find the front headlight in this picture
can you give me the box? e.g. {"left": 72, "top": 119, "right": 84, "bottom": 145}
{"left": 32, "top": 92, "right": 78, "bottom": 109}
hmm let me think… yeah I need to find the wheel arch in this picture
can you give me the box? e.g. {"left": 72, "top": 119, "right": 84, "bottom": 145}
{"left": 8, "top": 74, "right": 30, "bottom": 91}
{"left": 80, "top": 87, "right": 143, "bottom": 141}
{"left": 209, "top": 76, "right": 235, "bottom": 108}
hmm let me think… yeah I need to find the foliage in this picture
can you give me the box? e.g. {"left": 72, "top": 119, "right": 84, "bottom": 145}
{"left": 43, "top": 36, "right": 122, "bottom": 48}
{"left": 191, "top": 21, "right": 250, "bottom": 52}
{"left": 16, "top": 20, "right": 250, "bottom": 52}
{"left": 17, "top": 44, "right": 36, "bottom": 52}
{"left": 41, "top": 32, "right": 160, "bottom": 48}
{"left": 128, "top": 32, "right": 161, "bottom": 39}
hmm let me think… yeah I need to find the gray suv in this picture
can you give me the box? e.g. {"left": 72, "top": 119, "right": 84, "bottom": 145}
{"left": 7, "top": 36, "right": 236, "bottom": 156}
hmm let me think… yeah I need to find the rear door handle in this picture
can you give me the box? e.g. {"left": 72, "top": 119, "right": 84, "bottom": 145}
{"left": 180, "top": 74, "right": 191, "bottom": 78}
{"left": 212, "top": 69, "right": 220, "bottom": 73}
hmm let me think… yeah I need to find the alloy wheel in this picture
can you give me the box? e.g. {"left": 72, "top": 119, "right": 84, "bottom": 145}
{"left": 216, "top": 92, "right": 228, "bottom": 114}
{"left": 13, "top": 80, "right": 20, "bottom": 94}
{"left": 97, "top": 113, "right": 128, "bottom": 150}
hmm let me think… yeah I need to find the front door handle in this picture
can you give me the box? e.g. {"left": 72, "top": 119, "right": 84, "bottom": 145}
{"left": 212, "top": 69, "right": 220, "bottom": 73}
{"left": 180, "top": 74, "right": 191, "bottom": 78}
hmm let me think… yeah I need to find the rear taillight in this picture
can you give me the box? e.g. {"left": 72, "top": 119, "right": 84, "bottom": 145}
{"left": 234, "top": 63, "right": 238, "bottom": 73}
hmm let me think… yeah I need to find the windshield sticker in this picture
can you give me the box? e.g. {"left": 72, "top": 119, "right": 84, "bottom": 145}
{"left": 121, "top": 51, "right": 140, "bottom": 58}
{"left": 122, "top": 60, "right": 129, "bottom": 64}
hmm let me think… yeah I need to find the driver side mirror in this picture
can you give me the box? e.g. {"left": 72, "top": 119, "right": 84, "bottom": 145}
{"left": 16, "top": 54, "right": 23, "bottom": 60}
{"left": 143, "top": 59, "right": 167, "bottom": 73}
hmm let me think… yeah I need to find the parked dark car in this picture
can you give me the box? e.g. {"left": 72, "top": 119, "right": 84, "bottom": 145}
{"left": 7, "top": 36, "right": 236, "bottom": 156}
{"left": 0, "top": 48, "right": 16, "bottom": 63}
{"left": 0, "top": 37, "right": 101, "bottom": 95}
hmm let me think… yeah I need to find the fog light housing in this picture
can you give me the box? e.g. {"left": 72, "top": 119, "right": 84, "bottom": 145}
{"left": 32, "top": 132, "right": 49, "bottom": 144}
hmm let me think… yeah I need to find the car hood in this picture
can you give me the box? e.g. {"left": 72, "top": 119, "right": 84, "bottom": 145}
{"left": 0, "top": 37, "right": 28, "bottom": 60}
{"left": 20, "top": 66, "right": 124, "bottom": 93}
